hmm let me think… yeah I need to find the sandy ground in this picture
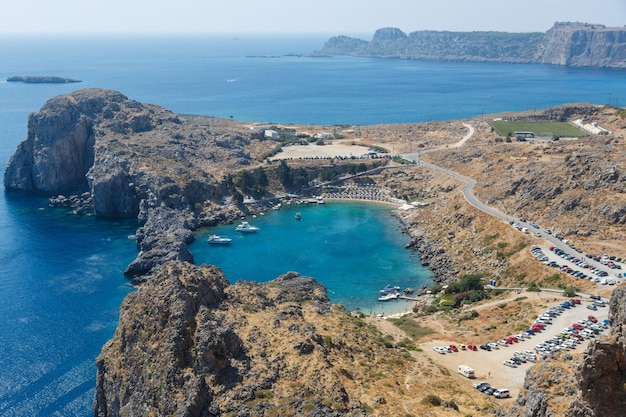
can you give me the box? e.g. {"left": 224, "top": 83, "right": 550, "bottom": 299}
{"left": 419, "top": 296, "right": 609, "bottom": 401}
{"left": 269, "top": 142, "right": 373, "bottom": 160}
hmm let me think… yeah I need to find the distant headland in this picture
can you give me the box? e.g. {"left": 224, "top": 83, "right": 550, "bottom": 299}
{"left": 319, "top": 22, "right": 626, "bottom": 68}
{"left": 7, "top": 75, "right": 82, "bottom": 84}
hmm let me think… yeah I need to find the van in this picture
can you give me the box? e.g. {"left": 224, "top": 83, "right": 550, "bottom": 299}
{"left": 493, "top": 389, "right": 510, "bottom": 398}
{"left": 521, "top": 227, "right": 529, "bottom": 234}
{"left": 458, "top": 365, "right": 475, "bottom": 378}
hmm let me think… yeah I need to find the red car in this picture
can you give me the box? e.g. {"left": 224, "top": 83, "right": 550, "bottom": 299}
{"left": 449, "top": 344, "right": 459, "bottom": 352}
{"left": 572, "top": 323, "right": 584, "bottom": 330}
{"left": 467, "top": 344, "right": 477, "bottom": 351}
{"left": 588, "top": 315, "right": 598, "bottom": 323}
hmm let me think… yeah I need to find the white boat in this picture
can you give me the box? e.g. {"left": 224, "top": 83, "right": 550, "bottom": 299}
{"left": 295, "top": 212, "right": 302, "bottom": 220}
{"left": 235, "top": 221, "right": 259, "bottom": 233}
{"left": 207, "top": 235, "right": 232, "bottom": 244}
{"left": 377, "top": 292, "right": 399, "bottom": 301}
{"left": 380, "top": 285, "right": 401, "bottom": 293}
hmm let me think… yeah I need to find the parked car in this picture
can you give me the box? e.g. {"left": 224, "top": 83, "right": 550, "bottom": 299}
{"left": 473, "top": 381, "right": 488, "bottom": 389}
{"left": 493, "top": 389, "right": 510, "bottom": 398}
{"left": 503, "top": 360, "right": 517, "bottom": 368}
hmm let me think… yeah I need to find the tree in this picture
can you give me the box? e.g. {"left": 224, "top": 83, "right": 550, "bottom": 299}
{"left": 457, "top": 274, "right": 484, "bottom": 292}
{"left": 233, "top": 169, "right": 255, "bottom": 194}
{"left": 253, "top": 167, "right": 269, "bottom": 193}
{"left": 563, "top": 287, "right": 578, "bottom": 297}
{"left": 277, "top": 160, "right": 292, "bottom": 187}
{"left": 292, "top": 168, "right": 309, "bottom": 187}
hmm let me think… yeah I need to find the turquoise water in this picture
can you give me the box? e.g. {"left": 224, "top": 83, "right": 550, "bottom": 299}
{"left": 192, "top": 202, "right": 429, "bottom": 315}
{"left": 0, "top": 34, "right": 625, "bottom": 416}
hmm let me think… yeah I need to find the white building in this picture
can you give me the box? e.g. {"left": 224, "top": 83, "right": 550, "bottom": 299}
{"left": 264, "top": 129, "right": 279, "bottom": 139}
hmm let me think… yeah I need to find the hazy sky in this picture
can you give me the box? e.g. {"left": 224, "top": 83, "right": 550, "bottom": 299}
{"left": 1, "top": 0, "right": 624, "bottom": 35}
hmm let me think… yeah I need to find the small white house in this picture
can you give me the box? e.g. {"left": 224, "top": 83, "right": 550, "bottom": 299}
{"left": 314, "top": 132, "right": 334, "bottom": 139}
{"left": 264, "top": 129, "right": 279, "bottom": 139}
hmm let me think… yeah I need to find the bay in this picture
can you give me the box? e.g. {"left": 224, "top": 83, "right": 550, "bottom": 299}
{"left": 0, "top": 34, "right": 625, "bottom": 416}
{"left": 192, "top": 201, "right": 430, "bottom": 316}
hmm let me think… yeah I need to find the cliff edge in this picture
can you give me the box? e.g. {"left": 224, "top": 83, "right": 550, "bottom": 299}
{"left": 3, "top": 88, "right": 268, "bottom": 278}
{"left": 94, "top": 262, "right": 373, "bottom": 417}
{"left": 320, "top": 22, "right": 626, "bottom": 68}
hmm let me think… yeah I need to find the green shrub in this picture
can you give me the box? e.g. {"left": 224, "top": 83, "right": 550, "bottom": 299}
{"left": 420, "top": 394, "right": 442, "bottom": 406}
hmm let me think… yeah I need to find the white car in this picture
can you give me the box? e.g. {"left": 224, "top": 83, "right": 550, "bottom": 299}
{"left": 488, "top": 342, "right": 499, "bottom": 350}
{"left": 503, "top": 360, "right": 517, "bottom": 368}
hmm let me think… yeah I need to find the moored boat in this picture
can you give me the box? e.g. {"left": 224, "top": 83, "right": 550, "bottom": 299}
{"left": 380, "top": 284, "right": 401, "bottom": 293}
{"left": 377, "top": 292, "right": 399, "bottom": 301}
{"left": 295, "top": 212, "right": 302, "bottom": 220}
{"left": 208, "top": 235, "right": 232, "bottom": 244}
{"left": 235, "top": 221, "right": 259, "bottom": 233}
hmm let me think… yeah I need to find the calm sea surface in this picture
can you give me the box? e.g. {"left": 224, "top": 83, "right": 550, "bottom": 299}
{"left": 1, "top": 34, "right": 625, "bottom": 416}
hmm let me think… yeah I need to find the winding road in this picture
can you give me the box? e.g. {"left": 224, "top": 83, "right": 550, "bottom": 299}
{"left": 402, "top": 123, "right": 509, "bottom": 222}
{"left": 401, "top": 123, "right": 620, "bottom": 279}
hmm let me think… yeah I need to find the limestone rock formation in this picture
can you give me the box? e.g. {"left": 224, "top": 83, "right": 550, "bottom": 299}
{"left": 3, "top": 88, "right": 255, "bottom": 217}
{"left": 540, "top": 22, "right": 626, "bottom": 68}
{"left": 320, "top": 22, "right": 626, "bottom": 68}
{"left": 94, "top": 263, "right": 372, "bottom": 417}
{"left": 3, "top": 88, "right": 268, "bottom": 280}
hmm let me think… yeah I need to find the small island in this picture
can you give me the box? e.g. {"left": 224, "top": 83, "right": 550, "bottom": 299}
{"left": 7, "top": 75, "right": 82, "bottom": 84}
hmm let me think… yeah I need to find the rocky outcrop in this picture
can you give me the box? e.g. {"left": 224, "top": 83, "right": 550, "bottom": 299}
{"left": 7, "top": 75, "right": 82, "bottom": 83}
{"left": 94, "top": 263, "right": 373, "bottom": 417}
{"left": 320, "top": 22, "right": 626, "bottom": 68}
{"left": 3, "top": 89, "right": 267, "bottom": 280}
{"left": 540, "top": 22, "right": 626, "bottom": 68}
{"left": 124, "top": 207, "right": 196, "bottom": 282}
{"left": 4, "top": 88, "right": 253, "bottom": 217}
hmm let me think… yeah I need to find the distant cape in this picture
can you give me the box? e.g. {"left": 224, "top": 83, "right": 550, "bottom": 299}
{"left": 7, "top": 75, "right": 82, "bottom": 84}
{"left": 318, "top": 22, "right": 626, "bottom": 68}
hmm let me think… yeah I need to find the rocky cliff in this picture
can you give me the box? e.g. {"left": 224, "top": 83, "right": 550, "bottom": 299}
{"left": 4, "top": 88, "right": 261, "bottom": 217}
{"left": 94, "top": 263, "right": 377, "bottom": 417}
{"left": 320, "top": 22, "right": 626, "bottom": 68}
{"left": 540, "top": 22, "right": 626, "bottom": 68}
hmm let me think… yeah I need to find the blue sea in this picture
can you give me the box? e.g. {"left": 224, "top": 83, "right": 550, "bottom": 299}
{"left": 1, "top": 34, "right": 625, "bottom": 416}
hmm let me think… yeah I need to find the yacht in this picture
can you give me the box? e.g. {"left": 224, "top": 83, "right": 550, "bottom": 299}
{"left": 377, "top": 292, "right": 399, "bottom": 301}
{"left": 235, "top": 221, "right": 260, "bottom": 233}
{"left": 207, "top": 235, "right": 232, "bottom": 244}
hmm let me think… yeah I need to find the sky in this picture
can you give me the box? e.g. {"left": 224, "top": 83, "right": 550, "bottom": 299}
{"left": 0, "top": 0, "right": 624, "bottom": 36}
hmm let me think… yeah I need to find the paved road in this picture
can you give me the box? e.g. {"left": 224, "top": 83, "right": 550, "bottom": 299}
{"left": 402, "top": 123, "right": 509, "bottom": 223}
{"left": 401, "top": 123, "right": 621, "bottom": 280}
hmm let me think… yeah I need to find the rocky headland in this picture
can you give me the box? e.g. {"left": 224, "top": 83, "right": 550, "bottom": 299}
{"left": 319, "top": 22, "right": 626, "bottom": 68}
{"left": 93, "top": 263, "right": 379, "bottom": 417}
{"left": 3, "top": 89, "right": 267, "bottom": 280}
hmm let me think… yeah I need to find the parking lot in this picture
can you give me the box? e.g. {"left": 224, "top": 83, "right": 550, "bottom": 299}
{"left": 423, "top": 295, "right": 609, "bottom": 400}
